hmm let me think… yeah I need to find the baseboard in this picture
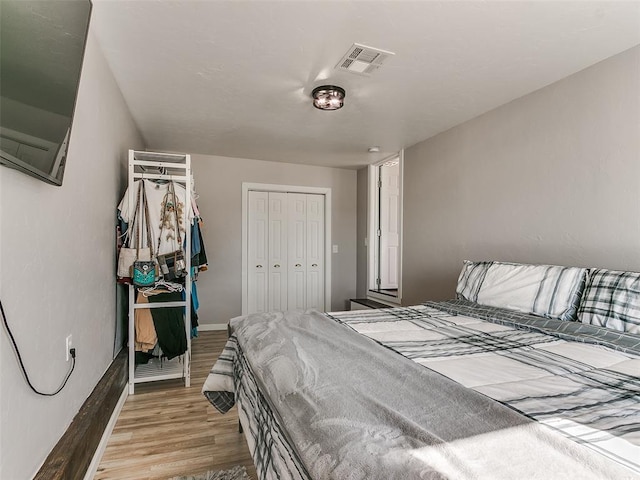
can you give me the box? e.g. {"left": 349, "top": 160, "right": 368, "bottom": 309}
{"left": 198, "top": 323, "right": 228, "bottom": 331}
{"left": 33, "top": 350, "right": 127, "bottom": 480}
{"left": 82, "top": 385, "right": 128, "bottom": 480}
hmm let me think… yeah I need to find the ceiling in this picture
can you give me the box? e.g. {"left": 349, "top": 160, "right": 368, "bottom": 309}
{"left": 90, "top": 1, "right": 640, "bottom": 169}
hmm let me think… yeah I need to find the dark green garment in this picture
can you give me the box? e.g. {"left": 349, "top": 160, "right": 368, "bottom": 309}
{"left": 147, "top": 291, "right": 187, "bottom": 360}
{"left": 192, "top": 221, "right": 208, "bottom": 268}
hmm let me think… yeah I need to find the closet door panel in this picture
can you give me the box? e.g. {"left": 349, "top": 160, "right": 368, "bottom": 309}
{"left": 290, "top": 271, "right": 306, "bottom": 310}
{"left": 248, "top": 191, "right": 268, "bottom": 313}
{"left": 306, "top": 194, "right": 324, "bottom": 310}
{"left": 252, "top": 274, "right": 267, "bottom": 315}
{"left": 268, "top": 192, "right": 288, "bottom": 311}
{"left": 288, "top": 193, "right": 306, "bottom": 310}
{"left": 307, "top": 270, "right": 321, "bottom": 310}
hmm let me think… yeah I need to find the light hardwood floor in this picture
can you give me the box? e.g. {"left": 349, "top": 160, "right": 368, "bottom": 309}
{"left": 94, "top": 331, "right": 257, "bottom": 480}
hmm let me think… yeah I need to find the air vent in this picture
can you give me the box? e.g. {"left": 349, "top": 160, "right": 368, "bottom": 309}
{"left": 336, "top": 43, "right": 395, "bottom": 76}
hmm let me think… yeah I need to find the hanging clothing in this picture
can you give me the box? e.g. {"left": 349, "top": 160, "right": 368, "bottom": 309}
{"left": 192, "top": 220, "right": 208, "bottom": 269}
{"left": 191, "top": 221, "right": 201, "bottom": 259}
{"left": 189, "top": 291, "right": 199, "bottom": 328}
{"left": 147, "top": 291, "right": 187, "bottom": 360}
{"left": 191, "top": 272, "right": 200, "bottom": 313}
{"left": 134, "top": 293, "right": 157, "bottom": 353}
{"left": 118, "top": 179, "right": 195, "bottom": 256}
{"left": 118, "top": 177, "right": 207, "bottom": 356}
{"left": 190, "top": 301, "right": 199, "bottom": 338}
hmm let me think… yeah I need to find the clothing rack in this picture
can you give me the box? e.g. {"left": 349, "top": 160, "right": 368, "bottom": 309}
{"left": 126, "top": 149, "right": 192, "bottom": 394}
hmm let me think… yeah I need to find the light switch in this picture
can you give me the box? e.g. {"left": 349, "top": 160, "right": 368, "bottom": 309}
{"left": 332, "top": 245, "right": 339, "bottom": 254}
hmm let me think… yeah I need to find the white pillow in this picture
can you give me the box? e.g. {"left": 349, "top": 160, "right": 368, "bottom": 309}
{"left": 456, "top": 261, "right": 492, "bottom": 302}
{"left": 457, "top": 261, "right": 586, "bottom": 321}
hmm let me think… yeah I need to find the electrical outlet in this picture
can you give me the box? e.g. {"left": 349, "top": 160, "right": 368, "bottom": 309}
{"left": 65, "top": 335, "right": 73, "bottom": 362}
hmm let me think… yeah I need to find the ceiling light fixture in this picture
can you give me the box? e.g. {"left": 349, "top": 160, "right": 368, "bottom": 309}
{"left": 368, "top": 146, "right": 380, "bottom": 153}
{"left": 312, "top": 85, "right": 346, "bottom": 111}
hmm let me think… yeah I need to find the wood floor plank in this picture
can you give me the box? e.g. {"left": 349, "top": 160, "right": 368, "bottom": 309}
{"left": 94, "top": 331, "right": 256, "bottom": 480}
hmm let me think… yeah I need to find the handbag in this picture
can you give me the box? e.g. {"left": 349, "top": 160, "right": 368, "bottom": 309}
{"left": 157, "top": 249, "right": 186, "bottom": 282}
{"left": 156, "top": 181, "right": 187, "bottom": 282}
{"left": 132, "top": 260, "right": 156, "bottom": 286}
{"left": 117, "top": 247, "right": 138, "bottom": 279}
{"left": 132, "top": 181, "right": 157, "bottom": 287}
{"left": 117, "top": 180, "right": 146, "bottom": 278}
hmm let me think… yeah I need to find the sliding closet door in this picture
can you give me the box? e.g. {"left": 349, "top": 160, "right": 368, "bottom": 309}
{"left": 247, "top": 190, "right": 325, "bottom": 314}
{"left": 247, "top": 191, "right": 268, "bottom": 313}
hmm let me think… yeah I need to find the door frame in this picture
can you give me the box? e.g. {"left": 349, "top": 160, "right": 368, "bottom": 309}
{"left": 368, "top": 151, "right": 403, "bottom": 305}
{"left": 242, "top": 182, "right": 332, "bottom": 315}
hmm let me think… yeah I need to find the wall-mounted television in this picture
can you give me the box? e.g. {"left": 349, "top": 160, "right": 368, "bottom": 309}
{"left": 0, "top": 0, "right": 92, "bottom": 186}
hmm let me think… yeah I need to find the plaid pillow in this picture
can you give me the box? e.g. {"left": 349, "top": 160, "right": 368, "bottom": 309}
{"left": 577, "top": 269, "right": 640, "bottom": 334}
{"left": 456, "top": 261, "right": 586, "bottom": 321}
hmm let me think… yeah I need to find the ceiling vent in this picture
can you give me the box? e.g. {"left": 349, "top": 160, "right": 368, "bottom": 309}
{"left": 336, "top": 43, "right": 395, "bottom": 76}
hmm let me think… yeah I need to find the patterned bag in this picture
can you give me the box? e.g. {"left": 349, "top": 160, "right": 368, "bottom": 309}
{"left": 156, "top": 181, "right": 187, "bottom": 282}
{"left": 157, "top": 249, "right": 186, "bottom": 282}
{"left": 132, "top": 260, "right": 156, "bottom": 287}
{"left": 117, "top": 181, "right": 145, "bottom": 279}
{"left": 131, "top": 181, "right": 157, "bottom": 287}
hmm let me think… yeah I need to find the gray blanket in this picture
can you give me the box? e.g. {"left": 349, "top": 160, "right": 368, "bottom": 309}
{"left": 228, "top": 309, "right": 635, "bottom": 479}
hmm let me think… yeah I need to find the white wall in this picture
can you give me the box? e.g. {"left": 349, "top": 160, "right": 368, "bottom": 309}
{"left": 401, "top": 46, "right": 640, "bottom": 304}
{"left": 0, "top": 31, "right": 143, "bottom": 479}
{"left": 190, "top": 154, "right": 357, "bottom": 325}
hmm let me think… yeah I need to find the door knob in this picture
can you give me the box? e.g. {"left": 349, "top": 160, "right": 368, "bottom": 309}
{"left": 295, "top": 263, "right": 302, "bottom": 267}
{"left": 274, "top": 264, "right": 280, "bottom": 268}
{"left": 312, "top": 263, "right": 318, "bottom": 267}
{"left": 256, "top": 265, "right": 263, "bottom": 268}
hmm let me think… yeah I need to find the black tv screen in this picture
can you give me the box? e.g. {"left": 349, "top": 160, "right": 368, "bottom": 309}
{"left": 0, "top": 0, "right": 92, "bottom": 186}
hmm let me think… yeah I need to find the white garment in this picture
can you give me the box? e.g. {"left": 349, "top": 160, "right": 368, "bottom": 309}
{"left": 118, "top": 180, "right": 194, "bottom": 256}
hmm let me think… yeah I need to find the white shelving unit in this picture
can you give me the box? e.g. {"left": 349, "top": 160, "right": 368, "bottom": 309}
{"left": 126, "top": 149, "right": 192, "bottom": 394}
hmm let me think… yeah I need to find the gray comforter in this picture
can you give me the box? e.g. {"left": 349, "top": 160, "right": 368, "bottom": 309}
{"left": 210, "top": 308, "right": 637, "bottom": 479}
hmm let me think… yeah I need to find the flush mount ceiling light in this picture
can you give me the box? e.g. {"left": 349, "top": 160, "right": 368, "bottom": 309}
{"left": 312, "top": 85, "right": 346, "bottom": 111}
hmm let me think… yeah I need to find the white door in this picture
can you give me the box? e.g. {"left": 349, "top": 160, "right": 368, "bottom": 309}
{"left": 268, "top": 192, "right": 288, "bottom": 311}
{"left": 247, "top": 191, "right": 268, "bottom": 313}
{"left": 288, "top": 193, "right": 306, "bottom": 310}
{"left": 305, "top": 194, "right": 325, "bottom": 309}
{"left": 380, "top": 163, "right": 400, "bottom": 289}
{"left": 247, "top": 190, "right": 325, "bottom": 314}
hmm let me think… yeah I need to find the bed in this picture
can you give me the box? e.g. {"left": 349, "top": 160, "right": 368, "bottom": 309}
{"left": 203, "top": 261, "right": 640, "bottom": 479}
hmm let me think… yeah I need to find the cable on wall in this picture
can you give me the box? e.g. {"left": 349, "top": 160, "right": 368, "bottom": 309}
{"left": 0, "top": 299, "right": 75, "bottom": 396}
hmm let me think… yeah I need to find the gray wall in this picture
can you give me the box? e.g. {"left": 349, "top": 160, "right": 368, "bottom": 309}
{"left": 401, "top": 45, "right": 640, "bottom": 305}
{"left": 190, "top": 154, "right": 357, "bottom": 325}
{"left": 0, "top": 31, "right": 143, "bottom": 479}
